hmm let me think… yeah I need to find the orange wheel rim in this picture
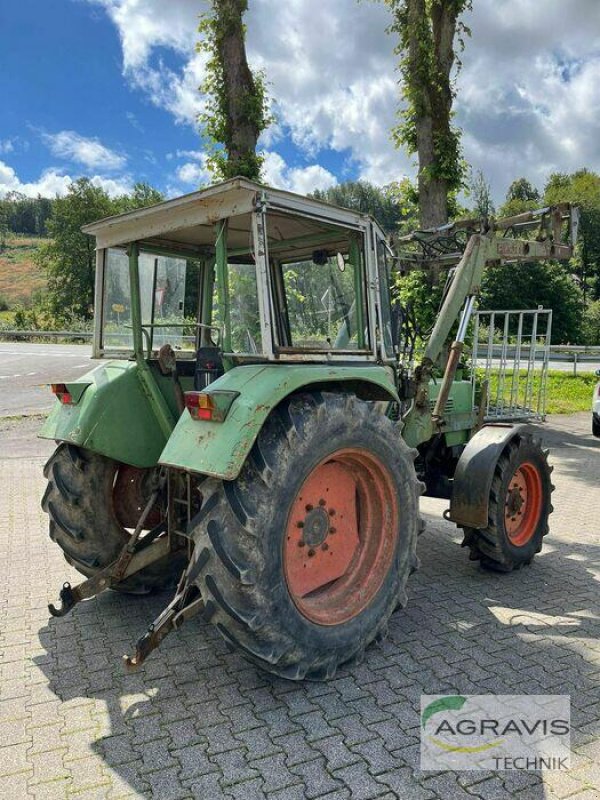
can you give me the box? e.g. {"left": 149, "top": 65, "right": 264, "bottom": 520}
{"left": 504, "top": 462, "right": 543, "bottom": 546}
{"left": 283, "top": 448, "right": 399, "bottom": 626}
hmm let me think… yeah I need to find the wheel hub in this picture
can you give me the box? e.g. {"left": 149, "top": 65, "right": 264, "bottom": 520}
{"left": 301, "top": 506, "right": 331, "bottom": 548}
{"left": 504, "top": 462, "right": 543, "bottom": 546}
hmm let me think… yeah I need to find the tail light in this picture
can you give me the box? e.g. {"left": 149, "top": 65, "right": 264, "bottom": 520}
{"left": 51, "top": 383, "right": 73, "bottom": 405}
{"left": 184, "top": 390, "right": 239, "bottom": 423}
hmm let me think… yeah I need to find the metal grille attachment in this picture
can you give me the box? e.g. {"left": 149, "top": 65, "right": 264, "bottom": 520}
{"left": 471, "top": 308, "right": 553, "bottom": 422}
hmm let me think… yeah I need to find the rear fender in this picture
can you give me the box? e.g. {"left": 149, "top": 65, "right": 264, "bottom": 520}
{"left": 159, "top": 364, "right": 399, "bottom": 480}
{"left": 39, "top": 360, "right": 179, "bottom": 468}
{"left": 447, "top": 423, "right": 532, "bottom": 529}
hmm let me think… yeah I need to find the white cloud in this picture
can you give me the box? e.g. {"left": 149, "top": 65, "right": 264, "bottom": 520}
{"left": 42, "top": 130, "right": 127, "bottom": 171}
{"left": 0, "top": 139, "right": 15, "bottom": 155}
{"left": 0, "top": 160, "right": 132, "bottom": 199}
{"left": 176, "top": 154, "right": 211, "bottom": 186}
{"left": 263, "top": 152, "right": 337, "bottom": 194}
{"left": 83, "top": 0, "right": 600, "bottom": 203}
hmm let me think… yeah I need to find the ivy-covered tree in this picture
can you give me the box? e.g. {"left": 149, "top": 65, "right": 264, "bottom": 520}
{"left": 198, "top": 0, "right": 271, "bottom": 182}
{"left": 385, "top": 0, "right": 471, "bottom": 229}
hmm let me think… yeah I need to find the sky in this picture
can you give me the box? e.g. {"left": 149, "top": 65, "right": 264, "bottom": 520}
{"left": 1, "top": 0, "right": 599, "bottom": 205}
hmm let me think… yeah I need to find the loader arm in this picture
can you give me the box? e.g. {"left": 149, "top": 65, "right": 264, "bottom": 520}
{"left": 401, "top": 204, "right": 578, "bottom": 446}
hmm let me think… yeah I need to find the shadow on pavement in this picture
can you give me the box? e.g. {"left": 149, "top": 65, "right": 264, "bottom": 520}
{"left": 35, "top": 513, "right": 599, "bottom": 799}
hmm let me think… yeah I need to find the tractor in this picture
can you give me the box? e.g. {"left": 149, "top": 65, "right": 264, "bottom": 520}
{"left": 40, "top": 179, "right": 578, "bottom": 679}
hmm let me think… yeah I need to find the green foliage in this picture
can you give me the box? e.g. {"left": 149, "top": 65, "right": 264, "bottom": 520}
{"left": 384, "top": 0, "right": 471, "bottom": 201}
{"left": 499, "top": 177, "right": 540, "bottom": 217}
{"left": 0, "top": 193, "right": 53, "bottom": 236}
{"left": 468, "top": 169, "right": 495, "bottom": 218}
{"left": 115, "top": 182, "right": 164, "bottom": 213}
{"left": 479, "top": 260, "right": 583, "bottom": 345}
{"left": 0, "top": 293, "right": 10, "bottom": 312}
{"left": 35, "top": 178, "right": 164, "bottom": 325}
{"left": 544, "top": 169, "right": 600, "bottom": 302}
{"left": 582, "top": 299, "right": 600, "bottom": 345}
{"left": 197, "top": 1, "right": 272, "bottom": 181}
{"left": 311, "top": 180, "right": 407, "bottom": 234}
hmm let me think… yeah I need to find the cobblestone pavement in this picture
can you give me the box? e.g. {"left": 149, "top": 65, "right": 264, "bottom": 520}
{"left": 1, "top": 414, "right": 599, "bottom": 800}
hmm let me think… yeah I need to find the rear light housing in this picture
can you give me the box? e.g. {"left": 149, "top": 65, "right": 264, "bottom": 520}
{"left": 51, "top": 383, "right": 73, "bottom": 405}
{"left": 50, "top": 382, "right": 90, "bottom": 405}
{"left": 184, "top": 390, "right": 239, "bottom": 423}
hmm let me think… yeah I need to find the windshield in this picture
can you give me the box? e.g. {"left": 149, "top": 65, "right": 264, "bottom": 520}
{"left": 101, "top": 248, "right": 200, "bottom": 353}
{"left": 279, "top": 255, "right": 367, "bottom": 350}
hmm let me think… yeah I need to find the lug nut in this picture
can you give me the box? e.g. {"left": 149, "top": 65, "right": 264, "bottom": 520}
{"left": 305, "top": 504, "right": 313, "bottom": 512}
{"left": 329, "top": 527, "right": 336, "bottom": 534}
{"left": 298, "top": 540, "right": 306, "bottom": 548}
{"left": 321, "top": 543, "right": 329, "bottom": 552}
{"left": 319, "top": 498, "right": 326, "bottom": 506}
{"left": 308, "top": 549, "right": 315, "bottom": 557}
{"left": 297, "top": 521, "right": 304, "bottom": 528}
{"left": 328, "top": 508, "right": 336, "bottom": 516}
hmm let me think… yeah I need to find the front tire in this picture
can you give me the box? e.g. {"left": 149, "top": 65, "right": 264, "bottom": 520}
{"left": 461, "top": 433, "right": 553, "bottom": 572}
{"left": 42, "top": 444, "right": 186, "bottom": 593}
{"left": 186, "top": 392, "right": 421, "bottom": 680}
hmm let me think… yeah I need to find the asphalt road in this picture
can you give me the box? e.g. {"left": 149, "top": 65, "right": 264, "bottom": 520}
{"left": 0, "top": 342, "right": 96, "bottom": 417}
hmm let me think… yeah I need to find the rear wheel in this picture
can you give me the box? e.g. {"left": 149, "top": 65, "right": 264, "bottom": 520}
{"left": 461, "top": 433, "right": 553, "bottom": 572}
{"left": 186, "top": 392, "right": 421, "bottom": 680}
{"left": 593, "top": 415, "right": 600, "bottom": 438}
{"left": 42, "top": 444, "right": 186, "bottom": 593}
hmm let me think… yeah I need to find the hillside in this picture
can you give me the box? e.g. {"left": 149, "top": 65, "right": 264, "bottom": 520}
{"left": 0, "top": 236, "right": 47, "bottom": 307}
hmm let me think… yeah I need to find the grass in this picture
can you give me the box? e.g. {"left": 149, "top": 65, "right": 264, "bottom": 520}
{"left": 485, "top": 369, "right": 598, "bottom": 415}
{"left": 0, "top": 235, "right": 48, "bottom": 307}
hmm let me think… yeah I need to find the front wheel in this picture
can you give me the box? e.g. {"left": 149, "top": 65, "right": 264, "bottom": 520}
{"left": 461, "top": 433, "right": 553, "bottom": 572}
{"left": 186, "top": 392, "right": 421, "bottom": 680}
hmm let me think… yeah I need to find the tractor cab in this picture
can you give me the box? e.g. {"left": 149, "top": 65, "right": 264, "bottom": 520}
{"left": 87, "top": 177, "right": 395, "bottom": 371}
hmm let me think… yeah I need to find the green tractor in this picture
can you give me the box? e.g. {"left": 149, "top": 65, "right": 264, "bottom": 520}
{"left": 41, "top": 179, "right": 577, "bottom": 679}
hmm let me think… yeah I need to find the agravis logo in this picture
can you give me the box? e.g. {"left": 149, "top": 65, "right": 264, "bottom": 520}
{"left": 420, "top": 694, "right": 570, "bottom": 771}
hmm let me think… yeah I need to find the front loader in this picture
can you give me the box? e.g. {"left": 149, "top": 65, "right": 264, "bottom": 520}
{"left": 40, "top": 179, "right": 577, "bottom": 679}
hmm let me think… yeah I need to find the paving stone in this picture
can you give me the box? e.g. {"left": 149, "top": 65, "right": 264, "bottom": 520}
{"left": 1, "top": 414, "right": 599, "bottom": 800}
{"left": 289, "top": 757, "right": 344, "bottom": 799}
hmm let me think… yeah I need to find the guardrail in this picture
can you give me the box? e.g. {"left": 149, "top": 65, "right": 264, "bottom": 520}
{"left": 477, "top": 345, "right": 600, "bottom": 375}
{"left": 0, "top": 329, "right": 93, "bottom": 342}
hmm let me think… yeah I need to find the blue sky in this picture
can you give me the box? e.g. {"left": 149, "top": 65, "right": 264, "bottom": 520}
{"left": 1, "top": 0, "right": 599, "bottom": 203}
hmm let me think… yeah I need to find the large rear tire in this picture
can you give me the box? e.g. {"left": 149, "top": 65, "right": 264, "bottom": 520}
{"left": 186, "top": 392, "right": 421, "bottom": 680}
{"left": 461, "top": 433, "right": 553, "bottom": 572}
{"left": 42, "top": 444, "right": 186, "bottom": 593}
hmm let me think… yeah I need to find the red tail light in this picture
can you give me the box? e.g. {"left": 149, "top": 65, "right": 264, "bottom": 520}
{"left": 51, "top": 383, "right": 73, "bottom": 405}
{"left": 185, "top": 392, "right": 219, "bottom": 421}
{"left": 184, "top": 390, "right": 239, "bottom": 423}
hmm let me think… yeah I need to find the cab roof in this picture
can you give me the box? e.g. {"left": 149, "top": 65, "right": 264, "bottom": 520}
{"left": 82, "top": 177, "right": 379, "bottom": 257}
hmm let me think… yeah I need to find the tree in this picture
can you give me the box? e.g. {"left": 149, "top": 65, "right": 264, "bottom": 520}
{"left": 36, "top": 179, "right": 114, "bottom": 321}
{"left": 36, "top": 179, "right": 165, "bottom": 323}
{"left": 198, "top": 0, "right": 271, "bottom": 182}
{"left": 469, "top": 169, "right": 495, "bottom": 218}
{"left": 311, "top": 180, "right": 407, "bottom": 234}
{"left": 544, "top": 169, "right": 600, "bottom": 302}
{"left": 479, "top": 260, "right": 583, "bottom": 344}
{"left": 115, "top": 182, "right": 164, "bottom": 213}
{"left": 385, "top": 0, "right": 471, "bottom": 229}
{"left": 499, "top": 178, "right": 540, "bottom": 217}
